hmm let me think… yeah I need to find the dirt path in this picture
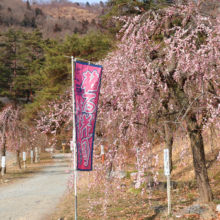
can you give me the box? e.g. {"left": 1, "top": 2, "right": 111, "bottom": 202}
{"left": 0, "top": 154, "right": 72, "bottom": 220}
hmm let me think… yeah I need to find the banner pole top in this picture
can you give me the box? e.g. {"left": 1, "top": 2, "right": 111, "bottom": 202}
{"left": 64, "top": 55, "right": 101, "bottom": 66}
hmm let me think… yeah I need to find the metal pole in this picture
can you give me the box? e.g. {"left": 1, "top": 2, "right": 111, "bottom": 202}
{"left": 71, "top": 56, "right": 77, "bottom": 220}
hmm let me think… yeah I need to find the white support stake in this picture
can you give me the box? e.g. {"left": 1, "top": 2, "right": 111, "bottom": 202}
{"left": 164, "top": 149, "right": 171, "bottom": 215}
{"left": 1, "top": 156, "right": 5, "bottom": 176}
{"left": 23, "top": 152, "right": 26, "bottom": 169}
{"left": 101, "top": 145, "right": 104, "bottom": 155}
{"left": 101, "top": 145, "right": 105, "bottom": 164}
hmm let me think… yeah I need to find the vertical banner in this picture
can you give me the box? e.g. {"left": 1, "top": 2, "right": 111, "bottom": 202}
{"left": 75, "top": 61, "right": 102, "bottom": 171}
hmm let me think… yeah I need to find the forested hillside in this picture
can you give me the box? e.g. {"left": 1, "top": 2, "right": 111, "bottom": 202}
{"left": 0, "top": 0, "right": 107, "bottom": 38}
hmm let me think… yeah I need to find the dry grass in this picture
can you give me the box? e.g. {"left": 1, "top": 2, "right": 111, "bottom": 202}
{"left": 49, "top": 130, "right": 220, "bottom": 220}
{"left": 38, "top": 5, "right": 98, "bottom": 22}
{"left": 49, "top": 168, "right": 218, "bottom": 220}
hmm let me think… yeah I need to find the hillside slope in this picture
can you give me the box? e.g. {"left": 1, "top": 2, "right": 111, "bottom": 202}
{"left": 39, "top": 3, "right": 103, "bottom": 22}
{"left": 0, "top": 0, "right": 104, "bottom": 38}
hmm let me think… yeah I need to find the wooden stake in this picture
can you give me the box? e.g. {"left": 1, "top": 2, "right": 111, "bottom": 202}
{"left": 102, "top": 154, "right": 105, "bottom": 164}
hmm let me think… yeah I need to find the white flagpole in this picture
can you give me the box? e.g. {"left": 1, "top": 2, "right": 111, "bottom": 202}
{"left": 65, "top": 55, "right": 96, "bottom": 219}
{"left": 71, "top": 56, "right": 77, "bottom": 220}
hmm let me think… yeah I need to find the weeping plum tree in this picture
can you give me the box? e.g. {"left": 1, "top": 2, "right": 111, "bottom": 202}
{"left": 36, "top": 92, "right": 73, "bottom": 148}
{"left": 98, "top": 1, "right": 220, "bottom": 202}
{"left": 0, "top": 106, "right": 30, "bottom": 171}
{"left": 32, "top": 1, "right": 220, "bottom": 203}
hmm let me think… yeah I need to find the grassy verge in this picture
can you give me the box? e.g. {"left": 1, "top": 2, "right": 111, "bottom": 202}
{"left": 49, "top": 147, "right": 220, "bottom": 220}
{"left": 49, "top": 172, "right": 218, "bottom": 220}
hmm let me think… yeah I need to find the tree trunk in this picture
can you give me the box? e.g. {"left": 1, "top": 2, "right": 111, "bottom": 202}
{"left": 164, "top": 123, "right": 173, "bottom": 173}
{"left": 210, "top": 123, "right": 216, "bottom": 153}
{"left": 16, "top": 150, "right": 21, "bottom": 170}
{"left": 165, "top": 70, "right": 213, "bottom": 202}
{"left": 163, "top": 52, "right": 213, "bottom": 201}
{"left": 163, "top": 102, "right": 174, "bottom": 174}
{"left": 108, "top": 146, "right": 118, "bottom": 179}
{"left": 187, "top": 114, "right": 213, "bottom": 202}
{"left": 32, "top": 147, "right": 35, "bottom": 164}
{"left": 1, "top": 135, "right": 6, "bottom": 174}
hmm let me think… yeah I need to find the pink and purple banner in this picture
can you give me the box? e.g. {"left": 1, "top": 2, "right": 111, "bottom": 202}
{"left": 74, "top": 61, "right": 102, "bottom": 171}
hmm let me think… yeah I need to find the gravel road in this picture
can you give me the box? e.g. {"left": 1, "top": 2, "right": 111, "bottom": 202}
{"left": 0, "top": 154, "right": 72, "bottom": 220}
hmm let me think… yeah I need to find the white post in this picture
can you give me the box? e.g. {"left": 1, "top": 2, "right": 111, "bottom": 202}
{"left": 164, "top": 149, "right": 171, "bottom": 215}
{"left": 167, "top": 175, "right": 171, "bottom": 215}
{"left": 101, "top": 145, "right": 104, "bottom": 155}
{"left": 23, "top": 152, "right": 26, "bottom": 169}
{"left": 71, "top": 56, "right": 77, "bottom": 220}
{"left": 1, "top": 156, "right": 5, "bottom": 176}
{"left": 101, "top": 145, "right": 105, "bottom": 164}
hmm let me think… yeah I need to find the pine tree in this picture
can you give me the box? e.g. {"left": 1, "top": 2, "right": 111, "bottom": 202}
{"left": 0, "top": 29, "right": 21, "bottom": 99}
{"left": 35, "top": 8, "right": 43, "bottom": 16}
{"left": 91, "top": 19, "right": 96, "bottom": 25}
{"left": 31, "top": 17, "right": 37, "bottom": 28}
{"left": 19, "top": 29, "right": 44, "bottom": 103}
{"left": 0, "top": 29, "right": 44, "bottom": 104}
{"left": 100, "top": 1, "right": 104, "bottom": 7}
{"left": 26, "top": 1, "right": 31, "bottom": 10}
{"left": 21, "top": 14, "right": 31, "bottom": 27}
